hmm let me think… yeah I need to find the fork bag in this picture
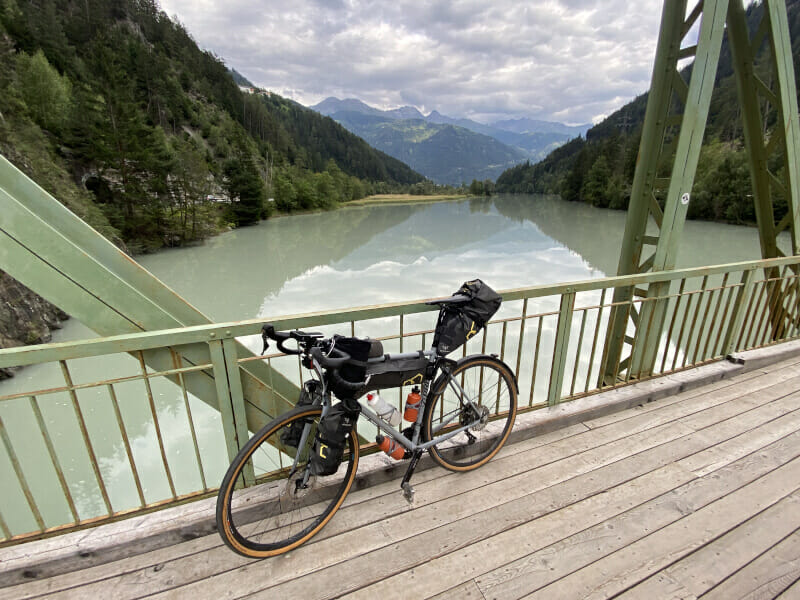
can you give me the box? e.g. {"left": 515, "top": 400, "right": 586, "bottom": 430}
{"left": 310, "top": 402, "right": 359, "bottom": 476}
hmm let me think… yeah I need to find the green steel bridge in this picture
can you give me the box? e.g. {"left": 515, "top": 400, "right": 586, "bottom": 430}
{"left": 1, "top": 1, "right": 800, "bottom": 596}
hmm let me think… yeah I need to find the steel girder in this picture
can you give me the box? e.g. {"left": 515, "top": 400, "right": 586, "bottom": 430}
{"left": 0, "top": 155, "right": 299, "bottom": 432}
{"left": 602, "top": 0, "right": 800, "bottom": 384}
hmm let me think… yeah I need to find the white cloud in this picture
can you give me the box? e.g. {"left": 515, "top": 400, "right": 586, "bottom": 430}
{"left": 160, "top": 0, "right": 667, "bottom": 124}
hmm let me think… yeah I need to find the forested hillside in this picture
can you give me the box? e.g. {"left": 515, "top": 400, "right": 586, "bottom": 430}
{"left": 0, "top": 0, "right": 423, "bottom": 253}
{"left": 497, "top": 0, "right": 800, "bottom": 226}
{"left": 0, "top": 0, "right": 428, "bottom": 354}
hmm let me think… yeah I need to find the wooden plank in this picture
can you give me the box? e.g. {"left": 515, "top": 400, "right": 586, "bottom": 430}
{"left": 206, "top": 465, "right": 699, "bottom": 600}
{"left": 2, "top": 369, "right": 744, "bottom": 593}
{"left": 95, "top": 385, "right": 756, "bottom": 600}
{"left": 679, "top": 404, "right": 800, "bottom": 476}
{"left": 776, "top": 577, "right": 800, "bottom": 599}
{"left": 314, "top": 429, "right": 800, "bottom": 600}
{"left": 0, "top": 424, "right": 590, "bottom": 595}
{"left": 479, "top": 438, "right": 800, "bottom": 599}
{"left": 700, "top": 529, "right": 800, "bottom": 600}
{"left": 232, "top": 424, "right": 800, "bottom": 600}
{"left": 518, "top": 469, "right": 800, "bottom": 599}
{"left": 428, "top": 580, "right": 486, "bottom": 600}
{"left": 584, "top": 360, "right": 800, "bottom": 430}
{"left": 8, "top": 361, "right": 800, "bottom": 600}
{"left": 626, "top": 527, "right": 800, "bottom": 599}
{"left": 27, "top": 418, "right": 702, "bottom": 599}
{"left": 8, "top": 371, "right": 799, "bottom": 599}
{"left": 84, "top": 381, "right": 800, "bottom": 598}
{"left": 615, "top": 574, "right": 695, "bottom": 600}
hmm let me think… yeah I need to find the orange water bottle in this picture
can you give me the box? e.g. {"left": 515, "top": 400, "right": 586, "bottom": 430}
{"left": 404, "top": 386, "right": 421, "bottom": 422}
{"left": 376, "top": 434, "right": 405, "bottom": 460}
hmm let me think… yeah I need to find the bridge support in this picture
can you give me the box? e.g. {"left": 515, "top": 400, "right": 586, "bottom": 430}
{"left": 602, "top": 0, "right": 800, "bottom": 384}
{"left": 0, "top": 155, "right": 299, "bottom": 436}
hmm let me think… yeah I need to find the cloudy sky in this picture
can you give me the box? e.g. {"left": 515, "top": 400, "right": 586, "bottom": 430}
{"left": 159, "top": 0, "right": 671, "bottom": 125}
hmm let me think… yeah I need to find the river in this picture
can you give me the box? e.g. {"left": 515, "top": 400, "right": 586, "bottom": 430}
{"left": 0, "top": 195, "right": 791, "bottom": 533}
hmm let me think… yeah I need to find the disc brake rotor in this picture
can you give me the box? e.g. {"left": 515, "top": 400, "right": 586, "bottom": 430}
{"left": 460, "top": 404, "right": 490, "bottom": 431}
{"left": 281, "top": 469, "right": 316, "bottom": 502}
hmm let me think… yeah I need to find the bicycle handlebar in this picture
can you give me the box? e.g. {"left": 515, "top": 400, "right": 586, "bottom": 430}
{"left": 261, "top": 324, "right": 299, "bottom": 355}
{"left": 261, "top": 324, "right": 368, "bottom": 390}
{"left": 309, "top": 346, "right": 350, "bottom": 369}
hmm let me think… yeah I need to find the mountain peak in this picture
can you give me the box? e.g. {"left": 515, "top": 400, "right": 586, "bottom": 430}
{"left": 386, "top": 106, "right": 425, "bottom": 120}
{"left": 312, "top": 97, "right": 382, "bottom": 117}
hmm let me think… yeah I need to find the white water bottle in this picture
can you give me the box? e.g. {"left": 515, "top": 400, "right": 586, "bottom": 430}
{"left": 366, "top": 392, "right": 401, "bottom": 427}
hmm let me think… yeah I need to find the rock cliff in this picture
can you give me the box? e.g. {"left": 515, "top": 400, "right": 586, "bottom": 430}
{"left": 0, "top": 270, "right": 68, "bottom": 379}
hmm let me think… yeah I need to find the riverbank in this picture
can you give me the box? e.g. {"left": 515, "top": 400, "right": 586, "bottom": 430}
{"left": 346, "top": 194, "right": 468, "bottom": 206}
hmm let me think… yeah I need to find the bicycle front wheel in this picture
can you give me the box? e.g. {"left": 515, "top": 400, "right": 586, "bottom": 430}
{"left": 216, "top": 405, "right": 359, "bottom": 558}
{"left": 423, "top": 355, "right": 517, "bottom": 471}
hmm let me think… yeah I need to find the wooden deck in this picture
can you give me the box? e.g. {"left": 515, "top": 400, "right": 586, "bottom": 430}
{"left": 3, "top": 354, "right": 800, "bottom": 599}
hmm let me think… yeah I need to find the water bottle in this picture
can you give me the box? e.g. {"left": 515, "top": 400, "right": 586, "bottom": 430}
{"left": 376, "top": 434, "right": 405, "bottom": 460}
{"left": 366, "top": 392, "right": 401, "bottom": 427}
{"left": 403, "top": 386, "right": 421, "bottom": 422}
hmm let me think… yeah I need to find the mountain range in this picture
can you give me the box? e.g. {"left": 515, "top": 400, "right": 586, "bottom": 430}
{"left": 311, "top": 97, "right": 590, "bottom": 185}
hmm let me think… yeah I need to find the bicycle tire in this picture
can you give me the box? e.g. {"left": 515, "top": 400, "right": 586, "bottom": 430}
{"left": 422, "top": 355, "right": 517, "bottom": 471}
{"left": 216, "top": 405, "right": 359, "bottom": 558}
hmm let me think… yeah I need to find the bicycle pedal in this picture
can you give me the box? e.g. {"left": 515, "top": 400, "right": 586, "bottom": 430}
{"left": 401, "top": 482, "right": 415, "bottom": 504}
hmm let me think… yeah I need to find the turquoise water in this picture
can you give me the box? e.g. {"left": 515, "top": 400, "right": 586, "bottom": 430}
{"left": 0, "top": 195, "right": 788, "bottom": 534}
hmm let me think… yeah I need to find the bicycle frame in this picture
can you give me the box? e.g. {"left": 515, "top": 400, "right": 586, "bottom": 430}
{"left": 354, "top": 369, "right": 484, "bottom": 452}
{"left": 285, "top": 345, "right": 489, "bottom": 484}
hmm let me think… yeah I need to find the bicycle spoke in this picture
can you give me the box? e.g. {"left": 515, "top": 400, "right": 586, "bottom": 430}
{"left": 217, "top": 407, "right": 358, "bottom": 557}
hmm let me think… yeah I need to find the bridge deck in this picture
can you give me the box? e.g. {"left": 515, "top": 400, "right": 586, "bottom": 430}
{"left": 3, "top": 355, "right": 800, "bottom": 599}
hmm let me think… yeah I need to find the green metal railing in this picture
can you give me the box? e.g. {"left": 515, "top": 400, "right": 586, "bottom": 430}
{"left": 1, "top": 255, "right": 799, "bottom": 544}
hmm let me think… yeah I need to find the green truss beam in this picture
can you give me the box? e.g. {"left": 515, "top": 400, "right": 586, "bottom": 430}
{"left": 0, "top": 155, "right": 298, "bottom": 432}
{"left": 602, "top": 0, "right": 800, "bottom": 384}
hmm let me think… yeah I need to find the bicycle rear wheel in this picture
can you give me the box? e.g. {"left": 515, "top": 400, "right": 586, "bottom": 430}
{"left": 216, "top": 405, "right": 359, "bottom": 558}
{"left": 423, "top": 356, "right": 517, "bottom": 471}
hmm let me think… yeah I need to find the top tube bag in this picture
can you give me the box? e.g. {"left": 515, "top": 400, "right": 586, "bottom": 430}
{"left": 433, "top": 279, "right": 502, "bottom": 355}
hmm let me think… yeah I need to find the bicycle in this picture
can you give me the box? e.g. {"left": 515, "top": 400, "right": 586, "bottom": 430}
{"left": 216, "top": 281, "right": 518, "bottom": 558}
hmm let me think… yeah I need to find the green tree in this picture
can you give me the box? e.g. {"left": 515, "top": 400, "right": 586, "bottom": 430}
{"left": 223, "top": 155, "right": 265, "bottom": 225}
{"left": 294, "top": 174, "right": 318, "bottom": 209}
{"left": 606, "top": 173, "right": 628, "bottom": 210}
{"left": 15, "top": 49, "right": 72, "bottom": 131}
{"left": 581, "top": 154, "right": 611, "bottom": 207}
{"left": 170, "top": 137, "right": 214, "bottom": 242}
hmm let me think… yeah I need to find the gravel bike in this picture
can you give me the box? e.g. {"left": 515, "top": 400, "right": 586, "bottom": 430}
{"left": 216, "top": 281, "right": 517, "bottom": 558}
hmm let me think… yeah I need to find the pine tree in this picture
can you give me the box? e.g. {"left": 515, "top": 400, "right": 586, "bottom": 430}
{"left": 223, "top": 155, "right": 265, "bottom": 225}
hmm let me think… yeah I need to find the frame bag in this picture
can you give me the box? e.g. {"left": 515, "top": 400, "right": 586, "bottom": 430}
{"left": 434, "top": 279, "right": 502, "bottom": 355}
{"left": 365, "top": 354, "right": 429, "bottom": 390}
{"left": 311, "top": 402, "right": 359, "bottom": 476}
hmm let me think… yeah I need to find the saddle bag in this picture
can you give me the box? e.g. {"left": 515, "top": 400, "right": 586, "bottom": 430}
{"left": 433, "top": 279, "right": 502, "bottom": 355}
{"left": 310, "top": 402, "right": 360, "bottom": 476}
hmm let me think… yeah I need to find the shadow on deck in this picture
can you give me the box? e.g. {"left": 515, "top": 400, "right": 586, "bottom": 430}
{"left": 2, "top": 343, "right": 800, "bottom": 599}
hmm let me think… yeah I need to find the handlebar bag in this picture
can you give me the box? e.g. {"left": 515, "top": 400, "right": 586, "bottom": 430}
{"left": 433, "top": 279, "right": 502, "bottom": 355}
{"left": 280, "top": 380, "right": 321, "bottom": 448}
{"left": 329, "top": 335, "right": 374, "bottom": 382}
{"left": 310, "top": 402, "right": 359, "bottom": 476}
{"left": 327, "top": 336, "right": 383, "bottom": 399}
